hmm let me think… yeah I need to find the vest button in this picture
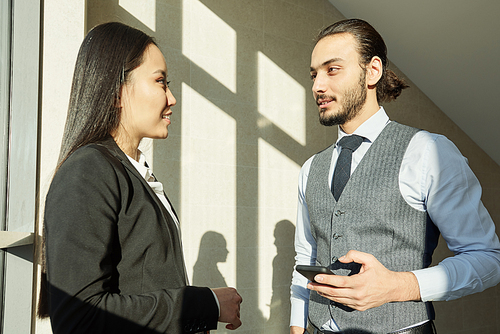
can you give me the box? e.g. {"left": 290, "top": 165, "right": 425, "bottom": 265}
{"left": 334, "top": 210, "right": 345, "bottom": 217}
{"left": 332, "top": 233, "right": 342, "bottom": 240}
{"left": 332, "top": 256, "right": 338, "bottom": 262}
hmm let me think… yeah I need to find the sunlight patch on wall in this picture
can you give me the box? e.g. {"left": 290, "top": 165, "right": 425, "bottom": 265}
{"left": 119, "top": 0, "right": 156, "bottom": 31}
{"left": 182, "top": 0, "right": 237, "bottom": 93}
{"left": 180, "top": 83, "right": 237, "bottom": 287}
{"left": 258, "top": 51, "right": 306, "bottom": 146}
{"left": 258, "top": 138, "right": 300, "bottom": 319}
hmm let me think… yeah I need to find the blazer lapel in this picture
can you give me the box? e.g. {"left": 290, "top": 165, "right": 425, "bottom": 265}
{"left": 95, "top": 138, "right": 181, "bottom": 234}
{"left": 94, "top": 138, "right": 189, "bottom": 283}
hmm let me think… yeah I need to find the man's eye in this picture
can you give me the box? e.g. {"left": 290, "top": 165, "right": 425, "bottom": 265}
{"left": 310, "top": 73, "right": 316, "bottom": 80}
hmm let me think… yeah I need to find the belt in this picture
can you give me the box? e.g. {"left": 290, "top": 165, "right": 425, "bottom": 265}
{"left": 389, "top": 321, "right": 436, "bottom": 334}
{"left": 305, "top": 322, "right": 335, "bottom": 334}
{"left": 306, "top": 320, "right": 436, "bottom": 334}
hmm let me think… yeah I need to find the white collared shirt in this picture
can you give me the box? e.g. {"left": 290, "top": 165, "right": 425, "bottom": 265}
{"left": 126, "top": 152, "right": 180, "bottom": 228}
{"left": 290, "top": 107, "right": 500, "bottom": 330}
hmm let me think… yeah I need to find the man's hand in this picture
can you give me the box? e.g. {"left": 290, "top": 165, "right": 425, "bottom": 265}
{"left": 213, "top": 287, "right": 243, "bottom": 330}
{"left": 307, "top": 250, "right": 421, "bottom": 311}
{"left": 290, "top": 326, "right": 306, "bottom": 334}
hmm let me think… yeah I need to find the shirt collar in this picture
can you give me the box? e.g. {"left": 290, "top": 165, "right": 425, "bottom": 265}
{"left": 126, "top": 151, "right": 153, "bottom": 181}
{"left": 336, "top": 106, "right": 390, "bottom": 145}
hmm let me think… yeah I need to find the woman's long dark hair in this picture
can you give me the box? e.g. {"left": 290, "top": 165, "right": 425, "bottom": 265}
{"left": 38, "top": 21, "right": 156, "bottom": 318}
{"left": 58, "top": 21, "right": 156, "bottom": 166}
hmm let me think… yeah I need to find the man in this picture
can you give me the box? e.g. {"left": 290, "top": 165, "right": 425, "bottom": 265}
{"left": 290, "top": 18, "right": 500, "bottom": 334}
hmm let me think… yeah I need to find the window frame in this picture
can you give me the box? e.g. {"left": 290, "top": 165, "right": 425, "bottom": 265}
{"left": 0, "top": 0, "right": 42, "bottom": 332}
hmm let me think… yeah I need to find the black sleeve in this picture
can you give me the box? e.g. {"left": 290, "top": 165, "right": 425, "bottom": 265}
{"left": 44, "top": 147, "right": 218, "bottom": 333}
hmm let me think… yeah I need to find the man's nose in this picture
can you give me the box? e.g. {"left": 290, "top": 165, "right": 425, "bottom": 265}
{"left": 312, "top": 73, "right": 327, "bottom": 94}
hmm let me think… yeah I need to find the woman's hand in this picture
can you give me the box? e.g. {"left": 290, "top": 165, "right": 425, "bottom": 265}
{"left": 213, "top": 287, "right": 243, "bottom": 330}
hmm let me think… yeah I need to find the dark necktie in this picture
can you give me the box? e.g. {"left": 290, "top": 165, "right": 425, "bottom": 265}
{"left": 332, "top": 135, "right": 364, "bottom": 201}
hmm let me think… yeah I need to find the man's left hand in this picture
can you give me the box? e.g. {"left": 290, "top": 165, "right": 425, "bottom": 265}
{"left": 307, "top": 250, "right": 421, "bottom": 311}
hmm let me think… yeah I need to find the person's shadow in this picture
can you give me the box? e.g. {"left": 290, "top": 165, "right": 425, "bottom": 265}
{"left": 266, "top": 220, "right": 296, "bottom": 333}
{"left": 192, "top": 231, "right": 229, "bottom": 288}
{"left": 192, "top": 231, "right": 229, "bottom": 333}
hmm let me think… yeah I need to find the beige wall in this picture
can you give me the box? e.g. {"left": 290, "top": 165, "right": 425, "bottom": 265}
{"left": 35, "top": 0, "right": 500, "bottom": 333}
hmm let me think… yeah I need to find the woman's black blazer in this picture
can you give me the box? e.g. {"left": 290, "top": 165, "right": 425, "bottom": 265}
{"left": 45, "top": 137, "right": 218, "bottom": 333}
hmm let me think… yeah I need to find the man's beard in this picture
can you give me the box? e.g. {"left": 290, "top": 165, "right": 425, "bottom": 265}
{"left": 318, "top": 71, "right": 367, "bottom": 126}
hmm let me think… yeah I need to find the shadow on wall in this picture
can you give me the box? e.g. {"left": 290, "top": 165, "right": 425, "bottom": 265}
{"left": 192, "top": 231, "right": 229, "bottom": 288}
{"left": 192, "top": 231, "right": 230, "bottom": 334}
{"left": 267, "top": 220, "right": 296, "bottom": 332}
{"left": 192, "top": 221, "right": 296, "bottom": 333}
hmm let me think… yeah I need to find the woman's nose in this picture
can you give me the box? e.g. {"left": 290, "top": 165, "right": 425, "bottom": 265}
{"left": 167, "top": 88, "right": 177, "bottom": 106}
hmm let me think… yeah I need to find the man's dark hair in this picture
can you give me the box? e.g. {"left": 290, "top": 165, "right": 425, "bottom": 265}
{"left": 317, "top": 18, "right": 408, "bottom": 103}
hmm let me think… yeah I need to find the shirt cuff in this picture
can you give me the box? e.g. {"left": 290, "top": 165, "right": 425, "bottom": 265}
{"left": 290, "top": 295, "right": 308, "bottom": 329}
{"left": 210, "top": 289, "right": 220, "bottom": 317}
{"left": 412, "top": 265, "right": 450, "bottom": 302}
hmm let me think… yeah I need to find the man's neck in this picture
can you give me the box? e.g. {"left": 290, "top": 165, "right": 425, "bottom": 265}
{"left": 340, "top": 101, "right": 380, "bottom": 134}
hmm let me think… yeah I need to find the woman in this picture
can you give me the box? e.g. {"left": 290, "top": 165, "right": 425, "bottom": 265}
{"left": 39, "top": 22, "right": 242, "bottom": 333}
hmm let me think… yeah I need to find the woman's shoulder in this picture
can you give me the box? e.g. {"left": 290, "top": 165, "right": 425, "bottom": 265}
{"left": 55, "top": 142, "right": 128, "bottom": 184}
{"left": 65, "top": 144, "right": 116, "bottom": 167}
{"left": 45, "top": 143, "right": 128, "bottom": 229}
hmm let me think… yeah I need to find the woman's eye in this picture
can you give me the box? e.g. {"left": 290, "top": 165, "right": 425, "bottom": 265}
{"left": 157, "top": 78, "right": 171, "bottom": 86}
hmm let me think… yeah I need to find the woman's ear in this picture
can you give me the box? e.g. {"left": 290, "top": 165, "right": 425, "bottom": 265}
{"left": 114, "top": 96, "right": 121, "bottom": 108}
{"left": 115, "top": 86, "right": 124, "bottom": 108}
{"left": 366, "top": 56, "right": 383, "bottom": 86}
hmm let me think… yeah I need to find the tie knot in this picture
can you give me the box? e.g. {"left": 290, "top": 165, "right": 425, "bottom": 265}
{"left": 337, "top": 135, "right": 363, "bottom": 152}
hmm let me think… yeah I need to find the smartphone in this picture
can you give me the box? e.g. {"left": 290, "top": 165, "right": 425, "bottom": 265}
{"left": 296, "top": 265, "right": 333, "bottom": 282}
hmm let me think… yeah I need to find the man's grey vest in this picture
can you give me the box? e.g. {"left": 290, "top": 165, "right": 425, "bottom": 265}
{"left": 306, "top": 122, "right": 435, "bottom": 333}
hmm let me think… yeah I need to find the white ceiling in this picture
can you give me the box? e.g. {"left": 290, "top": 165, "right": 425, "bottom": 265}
{"left": 329, "top": 0, "right": 500, "bottom": 165}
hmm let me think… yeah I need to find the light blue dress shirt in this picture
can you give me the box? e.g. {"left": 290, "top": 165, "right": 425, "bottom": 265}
{"left": 290, "top": 107, "right": 500, "bottom": 330}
